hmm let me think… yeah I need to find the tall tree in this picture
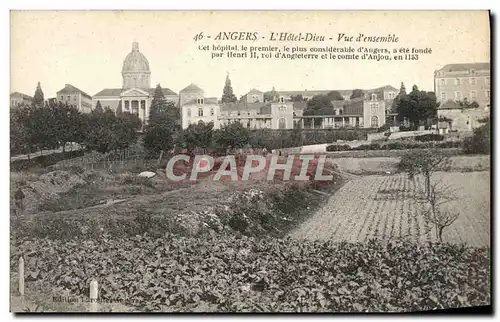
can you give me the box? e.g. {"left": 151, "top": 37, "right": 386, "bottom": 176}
{"left": 150, "top": 84, "right": 166, "bottom": 121}
{"left": 350, "top": 89, "right": 365, "bottom": 99}
{"left": 182, "top": 121, "right": 214, "bottom": 153}
{"left": 213, "top": 122, "right": 249, "bottom": 150}
{"left": 33, "top": 82, "right": 44, "bottom": 107}
{"left": 264, "top": 87, "right": 278, "bottom": 102}
{"left": 303, "top": 95, "right": 334, "bottom": 127}
{"left": 221, "top": 73, "right": 237, "bottom": 103}
{"left": 327, "top": 91, "right": 344, "bottom": 101}
{"left": 95, "top": 100, "right": 103, "bottom": 111}
{"left": 392, "top": 82, "right": 409, "bottom": 123}
{"left": 115, "top": 101, "right": 123, "bottom": 115}
{"left": 290, "top": 94, "right": 305, "bottom": 102}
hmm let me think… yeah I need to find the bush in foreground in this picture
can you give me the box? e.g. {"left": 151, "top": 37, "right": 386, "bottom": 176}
{"left": 11, "top": 236, "right": 490, "bottom": 312}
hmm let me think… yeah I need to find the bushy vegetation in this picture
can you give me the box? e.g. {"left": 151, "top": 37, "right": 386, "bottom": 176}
{"left": 415, "top": 134, "right": 444, "bottom": 142}
{"left": 10, "top": 102, "right": 141, "bottom": 157}
{"left": 463, "top": 117, "right": 490, "bottom": 155}
{"left": 326, "top": 140, "right": 461, "bottom": 152}
{"left": 11, "top": 236, "right": 490, "bottom": 312}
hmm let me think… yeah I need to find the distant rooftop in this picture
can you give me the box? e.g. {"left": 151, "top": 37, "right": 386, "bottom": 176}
{"left": 93, "top": 87, "right": 177, "bottom": 97}
{"left": 57, "top": 84, "right": 92, "bottom": 99}
{"left": 437, "top": 62, "right": 490, "bottom": 73}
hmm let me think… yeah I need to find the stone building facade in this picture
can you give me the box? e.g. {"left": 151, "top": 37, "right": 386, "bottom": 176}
{"left": 181, "top": 85, "right": 394, "bottom": 130}
{"left": 434, "top": 62, "right": 491, "bottom": 132}
{"left": 10, "top": 92, "right": 32, "bottom": 107}
{"left": 56, "top": 84, "right": 93, "bottom": 113}
{"left": 92, "top": 42, "right": 178, "bottom": 123}
{"left": 434, "top": 62, "right": 490, "bottom": 110}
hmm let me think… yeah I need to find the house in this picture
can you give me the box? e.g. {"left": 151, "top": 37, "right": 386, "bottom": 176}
{"left": 56, "top": 84, "right": 93, "bottom": 113}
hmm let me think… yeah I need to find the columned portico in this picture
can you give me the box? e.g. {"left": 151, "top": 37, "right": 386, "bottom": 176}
{"left": 120, "top": 88, "right": 151, "bottom": 123}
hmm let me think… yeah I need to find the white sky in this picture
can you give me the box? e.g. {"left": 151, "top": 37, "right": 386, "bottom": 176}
{"left": 10, "top": 10, "right": 490, "bottom": 98}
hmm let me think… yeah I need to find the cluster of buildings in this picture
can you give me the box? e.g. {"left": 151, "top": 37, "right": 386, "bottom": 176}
{"left": 10, "top": 41, "right": 491, "bottom": 132}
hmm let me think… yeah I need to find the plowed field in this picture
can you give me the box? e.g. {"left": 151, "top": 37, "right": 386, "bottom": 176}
{"left": 290, "top": 172, "right": 490, "bottom": 247}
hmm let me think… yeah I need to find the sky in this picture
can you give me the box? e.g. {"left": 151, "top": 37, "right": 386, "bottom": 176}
{"left": 10, "top": 10, "right": 490, "bottom": 99}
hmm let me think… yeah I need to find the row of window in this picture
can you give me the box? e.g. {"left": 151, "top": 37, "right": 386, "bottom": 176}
{"left": 187, "top": 107, "right": 215, "bottom": 117}
{"left": 439, "top": 76, "right": 490, "bottom": 86}
{"left": 60, "top": 95, "right": 78, "bottom": 102}
{"left": 441, "top": 90, "right": 490, "bottom": 101}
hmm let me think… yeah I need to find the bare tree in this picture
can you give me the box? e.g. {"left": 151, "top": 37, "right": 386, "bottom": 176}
{"left": 417, "top": 179, "right": 460, "bottom": 242}
{"left": 398, "top": 149, "right": 451, "bottom": 198}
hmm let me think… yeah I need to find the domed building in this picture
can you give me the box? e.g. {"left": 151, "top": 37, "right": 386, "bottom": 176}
{"left": 92, "top": 41, "right": 179, "bottom": 123}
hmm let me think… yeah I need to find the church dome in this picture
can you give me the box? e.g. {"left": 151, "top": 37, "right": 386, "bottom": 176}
{"left": 122, "top": 42, "right": 150, "bottom": 73}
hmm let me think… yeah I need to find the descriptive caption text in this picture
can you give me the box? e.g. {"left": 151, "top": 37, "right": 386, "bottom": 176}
{"left": 193, "top": 32, "right": 432, "bottom": 61}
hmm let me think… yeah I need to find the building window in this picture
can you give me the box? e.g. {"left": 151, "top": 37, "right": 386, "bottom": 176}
{"left": 471, "top": 77, "right": 476, "bottom": 85}
{"left": 485, "top": 90, "right": 490, "bottom": 98}
{"left": 471, "top": 90, "right": 477, "bottom": 99}
{"left": 455, "top": 91, "right": 462, "bottom": 100}
{"left": 471, "top": 69, "right": 475, "bottom": 74}
{"left": 198, "top": 108, "right": 204, "bottom": 117}
{"left": 125, "top": 101, "right": 130, "bottom": 110}
{"left": 279, "top": 105, "right": 286, "bottom": 112}
{"left": 441, "top": 92, "right": 446, "bottom": 101}
{"left": 280, "top": 97, "right": 284, "bottom": 103}
{"left": 197, "top": 98, "right": 204, "bottom": 104}
{"left": 370, "top": 103, "right": 379, "bottom": 110}
{"left": 455, "top": 78, "right": 460, "bottom": 85}
{"left": 278, "top": 118, "right": 286, "bottom": 129}
{"left": 210, "top": 108, "right": 214, "bottom": 116}
{"left": 355, "top": 117, "right": 360, "bottom": 127}
{"left": 371, "top": 116, "right": 379, "bottom": 128}
{"left": 388, "top": 92, "right": 395, "bottom": 99}
{"left": 74, "top": 95, "right": 77, "bottom": 101}
{"left": 371, "top": 94, "right": 377, "bottom": 101}
{"left": 187, "top": 108, "right": 191, "bottom": 117}
{"left": 440, "top": 79, "right": 445, "bottom": 85}
{"left": 339, "top": 109, "right": 343, "bottom": 115}
{"left": 67, "top": 95, "right": 70, "bottom": 101}
{"left": 60, "top": 96, "right": 64, "bottom": 100}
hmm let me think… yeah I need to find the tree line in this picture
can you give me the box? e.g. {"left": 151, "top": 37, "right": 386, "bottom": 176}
{"left": 10, "top": 83, "right": 141, "bottom": 157}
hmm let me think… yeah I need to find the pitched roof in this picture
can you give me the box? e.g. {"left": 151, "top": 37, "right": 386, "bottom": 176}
{"left": 439, "top": 99, "right": 459, "bottom": 109}
{"left": 57, "top": 84, "right": 92, "bottom": 99}
{"left": 146, "top": 88, "right": 177, "bottom": 96}
{"left": 278, "top": 85, "right": 398, "bottom": 98}
{"left": 438, "top": 62, "right": 490, "bottom": 73}
{"left": 247, "top": 88, "right": 263, "bottom": 95}
{"left": 221, "top": 102, "right": 272, "bottom": 114}
{"left": 180, "top": 83, "right": 204, "bottom": 93}
{"left": 93, "top": 87, "right": 177, "bottom": 97}
{"left": 10, "top": 92, "right": 33, "bottom": 100}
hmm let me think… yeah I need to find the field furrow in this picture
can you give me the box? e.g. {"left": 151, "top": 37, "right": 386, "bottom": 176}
{"left": 290, "top": 172, "right": 489, "bottom": 247}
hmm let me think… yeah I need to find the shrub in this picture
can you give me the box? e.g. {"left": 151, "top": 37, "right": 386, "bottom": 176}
{"left": 326, "top": 144, "right": 351, "bottom": 152}
{"left": 463, "top": 120, "right": 490, "bottom": 154}
{"left": 415, "top": 134, "right": 445, "bottom": 142}
{"left": 385, "top": 142, "right": 405, "bottom": 150}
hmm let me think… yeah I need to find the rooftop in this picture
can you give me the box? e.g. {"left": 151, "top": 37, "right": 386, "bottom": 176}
{"left": 437, "top": 62, "right": 490, "bottom": 73}
{"left": 10, "top": 92, "right": 33, "bottom": 100}
{"left": 57, "top": 84, "right": 92, "bottom": 99}
{"left": 93, "top": 87, "right": 177, "bottom": 97}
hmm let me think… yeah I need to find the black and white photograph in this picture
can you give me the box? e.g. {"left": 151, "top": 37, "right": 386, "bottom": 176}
{"left": 7, "top": 9, "right": 492, "bottom": 313}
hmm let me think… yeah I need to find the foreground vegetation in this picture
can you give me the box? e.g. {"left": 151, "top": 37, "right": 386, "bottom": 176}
{"left": 10, "top": 235, "right": 490, "bottom": 312}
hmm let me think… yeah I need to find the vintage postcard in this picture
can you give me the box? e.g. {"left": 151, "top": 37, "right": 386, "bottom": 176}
{"left": 9, "top": 10, "right": 491, "bottom": 313}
